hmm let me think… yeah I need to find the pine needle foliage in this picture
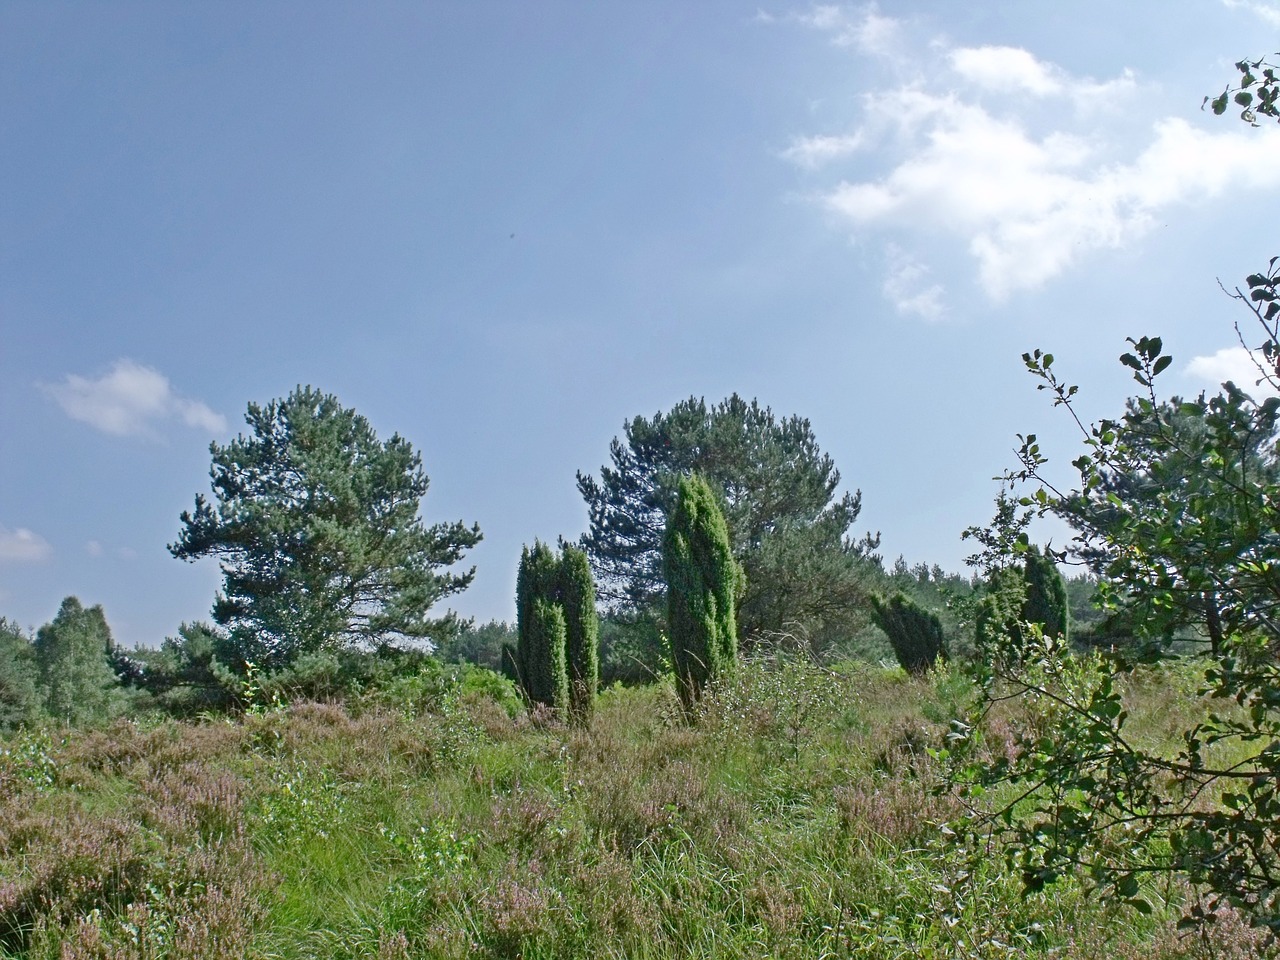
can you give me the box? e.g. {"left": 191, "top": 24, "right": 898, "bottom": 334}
{"left": 663, "top": 474, "right": 740, "bottom": 715}
{"left": 869, "top": 592, "right": 947, "bottom": 675}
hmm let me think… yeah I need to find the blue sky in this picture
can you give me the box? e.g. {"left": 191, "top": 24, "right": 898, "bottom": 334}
{"left": 4, "top": 1, "right": 1279, "bottom": 647}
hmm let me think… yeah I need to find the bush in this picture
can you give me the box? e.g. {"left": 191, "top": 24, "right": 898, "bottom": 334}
{"left": 663, "top": 474, "right": 740, "bottom": 715}
{"left": 869, "top": 592, "right": 947, "bottom": 675}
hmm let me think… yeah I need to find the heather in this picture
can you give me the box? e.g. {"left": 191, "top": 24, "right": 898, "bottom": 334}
{"left": 1, "top": 658, "right": 1269, "bottom": 959}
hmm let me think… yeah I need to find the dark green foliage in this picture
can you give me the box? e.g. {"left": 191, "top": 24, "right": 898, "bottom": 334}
{"left": 558, "top": 545, "right": 599, "bottom": 724}
{"left": 885, "top": 557, "right": 979, "bottom": 661}
{"left": 973, "top": 567, "right": 1028, "bottom": 665}
{"left": 514, "top": 542, "right": 599, "bottom": 723}
{"left": 869, "top": 592, "right": 947, "bottom": 675}
{"left": 1021, "top": 547, "right": 1069, "bottom": 643}
{"left": 170, "top": 386, "right": 481, "bottom": 668}
{"left": 515, "top": 542, "right": 562, "bottom": 708}
{"left": 527, "top": 598, "right": 569, "bottom": 711}
{"left": 579, "top": 394, "right": 879, "bottom": 646}
{"left": 435, "top": 619, "right": 517, "bottom": 673}
{"left": 598, "top": 608, "right": 666, "bottom": 685}
{"left": 0, "top": 618, "right": 41, "bottom": 731}
{"left": 118, "top": 621, "right": 241, "bottom": 715}
{"left": 663, "top": 474, "right": 740, "bottom": 714}
{"left": 33, "top": 597, "right": 123, "bottom": 726}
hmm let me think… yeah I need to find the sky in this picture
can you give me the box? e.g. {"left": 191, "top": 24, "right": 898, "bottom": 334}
{"left": 3, "top": 1, "right": 1280, "bottom": 647}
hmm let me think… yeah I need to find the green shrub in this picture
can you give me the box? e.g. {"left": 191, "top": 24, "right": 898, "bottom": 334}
{"left": 1022, "top": 546, "right": 1069, "bottom": 644}
{"left": 663, "top": 474, "right": 740, "bottom": 715}
{"left": 974, "top": 567, "right": 1028, "bottom": 665}
{"left": 869, "top": 592, "right": 947, "bottom": 675}
{"left": 515, "top": 541, "right": 600, "bottom": 723}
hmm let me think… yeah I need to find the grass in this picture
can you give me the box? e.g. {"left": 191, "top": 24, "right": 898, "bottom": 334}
{"left": 0, "top": 659, "right": 1272, "bottom": 958}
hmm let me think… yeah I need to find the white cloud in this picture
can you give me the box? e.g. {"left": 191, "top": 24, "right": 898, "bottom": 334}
{"left": 950, "top": 46, "right": 1064, "bottom": 96}
{"left": 781, "top": 132, "right": 866, "bottom": 168}
{"left": 794, "top": 4, "right": 902, "bottom": 57}
{"left": 947, "top": 45, "right": 1138, "bottom": 108}
{"left": 882, "top": 246, "right": 946, "bottom": 319}
{"left": 43, "top": 359, "right": 227, "bottom": 439}
{"left": 1221, "top": 0, "right": 1280, "bottom": 26}
{"left": 85, "top": 540, "right": 104, "bottom": 558}
{"left": 806, "top": 64, "right": 1280, "bottom": 300}
{"left": 1186, "top": 346, "right": 1280, "bottom": 392}
{"left": 0, "top": 526, "right": 52, "bottom": 564}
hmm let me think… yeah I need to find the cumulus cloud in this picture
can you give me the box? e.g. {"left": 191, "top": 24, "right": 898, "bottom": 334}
{"left": 1186, "top": 346, "right": 1280, "bottom": 393}
{"left": 0, "top": 526, "right": 52, "bottom": 563}
{"left": 43, "top": 360, "right": 227, "bottom": 439}
{"left": 950, "top": 46, "right": 1064, "bottom": 96}
{"left": 782, "top": 33, "right": 1280, "bottom": 306}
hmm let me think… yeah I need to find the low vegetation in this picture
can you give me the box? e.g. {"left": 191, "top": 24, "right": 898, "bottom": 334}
{"left": 2, "top": 657, "right": 1270, "bottom": 959}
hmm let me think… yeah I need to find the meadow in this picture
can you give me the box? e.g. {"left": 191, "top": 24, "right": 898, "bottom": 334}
{"left": 0, "top": 657, "right": 1269, "bottom": 959}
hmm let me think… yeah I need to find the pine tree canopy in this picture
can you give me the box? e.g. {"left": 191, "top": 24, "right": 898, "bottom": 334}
{"left": 170, "top": 386, "right": 481, "bottom": 667}
{"left": 577, "top": 394, "right": 879, "bottom": 645}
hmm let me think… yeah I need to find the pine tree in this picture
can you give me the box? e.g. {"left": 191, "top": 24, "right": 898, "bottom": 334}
{"left": 869, "top": 592, "right": 948, "bottom": 675}
{"left": 663, "top": 474, "right": 740, "bottom": 716}
{"left": 171, "top": 386, "right": 481, "bottom": 668}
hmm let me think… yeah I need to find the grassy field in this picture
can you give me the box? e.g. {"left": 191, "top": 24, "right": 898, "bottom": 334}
{"left": 0, "top": 659, "right": 1270, "bottom": 959}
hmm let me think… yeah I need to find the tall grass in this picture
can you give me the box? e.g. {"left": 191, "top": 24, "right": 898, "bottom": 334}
{"left": 0, "top": 659, "right": 1270, "bottom": 958}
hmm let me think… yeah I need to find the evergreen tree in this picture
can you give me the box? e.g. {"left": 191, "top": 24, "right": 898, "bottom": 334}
{"left": 869, "top": 592, "right": 948, "bottom": 675}
{"left": 974, "top": 566, "right": 1030, "bottom": 666}
{"left": 515, "top": 542, "right": 565, "bottom": 708}
{"left": 171, "top": 386, "right": 481, "bottom": 668}
{"left": 663, "top": 474, "right": 740, "bottom": 715}
{"left": 0, "top": 618, "right": 42, "bottom": 731}
{"left": 579, "top": 394, "right": 879, "bottom": 646}
{"left": 1021, "top": 546, "right": 1069, "bottom": 643}
{"left": 558, "top": 545, "right": 599, "bottom": 724}
{"left": 33, "top": 597, "right": 122, "bottom": 726}
{"left": 514, "top": 541, "right": 599, "bottom": 723}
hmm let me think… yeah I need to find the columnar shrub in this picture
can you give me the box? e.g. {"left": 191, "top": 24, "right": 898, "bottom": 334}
{"left": 663, "top": 473, "right": 739, "bottom": 715}
{"left": 515, "top": 543, "right": 565, "bottom": 709}
{"left": 514, "top": 541, "right": 599, "bottom": 723}
{"left": 1021, "top": 547, "right": 1069, "bottom": 644}
{"left": 558, "top": 545, "right": 599, "bottom": 724}
{"left": 869, "top": 592, "right": 947, "bottom": 675}
{"left": 974, "top": 567, "right": 1030, "bottom": 665}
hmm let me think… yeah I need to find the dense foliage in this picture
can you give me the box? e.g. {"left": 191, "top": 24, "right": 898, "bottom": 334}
{"left": 953, "top": 298, "right": 1280, "bottom": 929}
{"left": 170, "top": 386, "right": 481, "bottom": 668}
{"left": 0, "top": 618, "right": 41, "bottom": 732}
{"left": 663, "top": 474, "right": 740, "bottom": 715}
{"left": 578, "top": 394, "right": 879, "bottom": 648}
{"left": 513, "top": 541, "right": 599, "bottom": 723}
{"left": 869, "top": 592, "right": 947, "bottom": 675}
{"left": 33, "top": 597, "right": 123, "bottom": 726}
